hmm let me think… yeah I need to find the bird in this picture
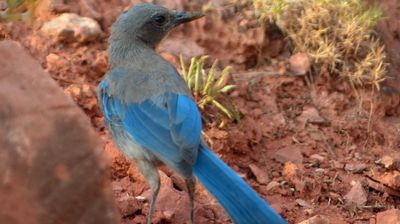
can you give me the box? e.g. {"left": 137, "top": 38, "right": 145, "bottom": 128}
{"left": 97, "top": 3, "right": 287, "bottom": 224}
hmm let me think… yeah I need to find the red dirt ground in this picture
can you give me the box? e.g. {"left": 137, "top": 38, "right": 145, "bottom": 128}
{"left": 1, "top": 0, "right": 399, "bottom": 223}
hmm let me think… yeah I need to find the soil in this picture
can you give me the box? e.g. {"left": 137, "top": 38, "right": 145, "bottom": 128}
{"left": 1, "top": 0, "right": 399, "bottom": 223}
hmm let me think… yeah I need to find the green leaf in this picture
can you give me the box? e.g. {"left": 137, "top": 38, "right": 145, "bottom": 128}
{"left": 194, "top": 56, "right": 208, "bottom": 97}
{"left": 182, "top": 55, "right": 239, "bottom": 122}
{"left": 216, "top": 66, "right": 232, "bottom": 87}
{"left": 187, "top": 57, "right": 197, "bottom": 90}
{"left": 203, "top": 59, "right": 218, "bottom": 95}
{"left": 212, "top": 99, "right": 233, "bottom": 119}
{"left": 218, "top": 84, "right": 236, "bottom": 93}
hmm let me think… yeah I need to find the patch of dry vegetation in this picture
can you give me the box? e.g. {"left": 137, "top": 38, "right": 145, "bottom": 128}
{"left": 254, "top": 0, "right": 387, "bottom": 90}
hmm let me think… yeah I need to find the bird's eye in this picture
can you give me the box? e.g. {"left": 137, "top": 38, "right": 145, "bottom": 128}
{"left": 153, "top": 15, "right": 167, "bottom": 25}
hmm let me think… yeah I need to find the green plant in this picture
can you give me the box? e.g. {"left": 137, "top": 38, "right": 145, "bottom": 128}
{"left": 254, "top": 0, "right": 387, "bottom": 90}
{"left": 180, "top": 55, "right": 240, "bottom": 122}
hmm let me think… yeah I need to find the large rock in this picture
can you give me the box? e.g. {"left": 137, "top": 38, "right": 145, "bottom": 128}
{"left": 376, "top": 209, "right": 400, "bottom": 224}
{"left": 0, "top": 41, "right": 119, "bottom": 224}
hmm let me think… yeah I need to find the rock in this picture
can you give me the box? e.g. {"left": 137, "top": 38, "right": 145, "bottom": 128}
{"left": 0, "top": 40, "right": 119, "bottom": 224}
{"left": 376, "top": 171, "right": 400, "bottom": 189}
{"left": 297, "top": 106, "right": 327, "bottom": 127}
{"left": 41, "top": 13, "right": 101, "bottom": 43}
{"left": 331, "top": 160, "right": 344, "bottom": 169}
{"left": 274, "top": 146, "right": 304, "bottom": 164}
{"left": 270, "top": 203, "right": 284, "bottom": 215}
{"left": 370, "top": 218, "right": 376, "bottom": 224}
{"left": 344, "top": 163, "right": 369, "bottom": 173}
{"left": 170, "top": 172, "right": 187, "bottom": 191}
{"left": 310, "top": 154, "right": 325, "bottom": 163}
{"left": 297, "top": 215, "right": 330, "bottom": 224}
{"left": 295, "top": 199, "right": 312, "bottom": 208}
{"left": 376, "top": 209, "right": 400, "bottom": 224}
{"left": 64, "top": 83, "right": 95, "bottom": 100}
{"left": 389, "top": 171, "right": 400, "bottom": 188}
{"left": 158, "top": 164, "right": 174, "bottom": 176}
{"left": 116, "top": 193, "right": 142, "bottom": 217}
{"left": 249, "top": 164, "right": 269, "bottom": 184}
{"left": 344, "top": 181, "right": 368, "bottom": 207}
{"left": 289, "top": 52, "right": 311, "bottom": 76}
{"left": 159, "top": 170, "right": 173, "bottom": 186}
{"left": 0, "top": 1, "right": 7, "bottom": 11}
{"left": 135, "top": 196, "right": 146, "bottom": 201}
{"left": 266, "top": 181, "right": 280, "bottom": 191}
{"left": 46, "top": 53, "right": 69, "bottom": 71}
{"left": 381, "top": 154, "right": 400, "bottom": 170}
{"left": 381, "top": 155, "right": 396, "bottom": 169}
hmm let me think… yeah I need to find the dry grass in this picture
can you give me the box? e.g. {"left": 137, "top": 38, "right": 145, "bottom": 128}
{"left": 254, "top": 0, "right": 387, "bottom": 90}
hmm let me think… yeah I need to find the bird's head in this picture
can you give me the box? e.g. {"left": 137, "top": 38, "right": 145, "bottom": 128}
{"left": 110, "top": 3, "right": 204, "bottom": 48}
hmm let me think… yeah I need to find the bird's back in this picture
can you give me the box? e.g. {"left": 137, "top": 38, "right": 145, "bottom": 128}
{"left": 105, "top": 51, "right": 190, "bottom": 104}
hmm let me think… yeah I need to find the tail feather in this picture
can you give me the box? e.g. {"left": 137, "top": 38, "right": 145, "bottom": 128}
{"left": 193, "top": 145, "right": 287, "bottom": 224}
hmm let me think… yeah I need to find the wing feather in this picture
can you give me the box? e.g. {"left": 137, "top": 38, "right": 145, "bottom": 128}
{"left": 98, "top": 79, "right": 202, "bottom": 165}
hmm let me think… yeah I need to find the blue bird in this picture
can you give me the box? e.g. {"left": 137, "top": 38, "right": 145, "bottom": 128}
{"left": 98, "top": 3, "right": 287, "bottom": 224}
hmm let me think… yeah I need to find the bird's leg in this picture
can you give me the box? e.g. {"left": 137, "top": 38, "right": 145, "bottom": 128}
{"left": 148, "top": 183, "right": 160, "bottom": 224}
{"left": 135, "top": 159, "right": 160, "bottom": 224}
{"left": 185, "top": 176, "right": 196, "bottom": 224}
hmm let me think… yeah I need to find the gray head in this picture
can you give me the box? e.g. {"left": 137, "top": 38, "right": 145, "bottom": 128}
{"left": 110, "top": 3, "right": 203, "bottom": 48}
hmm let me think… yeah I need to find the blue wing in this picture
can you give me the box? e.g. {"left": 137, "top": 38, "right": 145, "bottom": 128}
{"left": 98, "top": 80, "right": 202, "bottom": 167}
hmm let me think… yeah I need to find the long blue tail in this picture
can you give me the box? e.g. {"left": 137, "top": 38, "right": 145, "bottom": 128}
{"left": 193, "top": 145, "right": 287, "bottom": 224}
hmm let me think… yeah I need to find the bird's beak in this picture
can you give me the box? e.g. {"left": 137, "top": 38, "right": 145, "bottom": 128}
{"left": 174, "top": 11, "right": 204, "bottom": 25}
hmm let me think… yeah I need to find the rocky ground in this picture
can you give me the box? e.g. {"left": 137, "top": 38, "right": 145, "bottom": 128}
{"left": 1, "top": 0, "right": 400, "bottom": 223}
